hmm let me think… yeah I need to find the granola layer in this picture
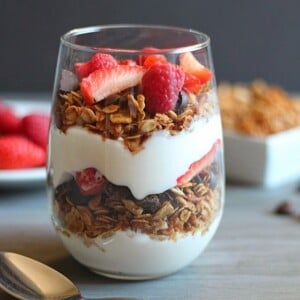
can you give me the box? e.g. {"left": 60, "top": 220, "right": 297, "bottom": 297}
{"left": 53, "top": 165, "right": 220, "bottom": 242}
{"left": 55, "top": 86, "right": 213, "bottom": 153}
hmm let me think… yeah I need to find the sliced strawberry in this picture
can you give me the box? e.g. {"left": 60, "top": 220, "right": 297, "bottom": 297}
{"left": 182, "top": 73, "right": 203, "bottom": 94}
{"left": 176, "top": 139, "right": 221, "bottom": 185}
{"left": 21, "top": 113, "right": 50, "bottom": 150}
{"left": 75, "top": 168, "right": 106, "bottom": 196}
{"left": 179, "top": 52, "right": 212, "bottom": 84}
{"left": 118, "top": 59, "right": 137, "bottom": 66}
{"left": 75, "top": 53, "right": 118, "bottom": 79}
{"left": 142, "top": 47, "right": 160, "bottom": 52}
{"left": 136, "top": 47, "right": 162, "bottom": 65}
{"left": 0, "top": 135, "right": 46, "bottom": 169}
{"left": 0, "top": 102, "right": 21, "bottom": 134}
{"left": 80, "top": 65, "right": 145, "bottom": 105}
{"left": 143, "top": 55, "right": 168, "bottom": 68}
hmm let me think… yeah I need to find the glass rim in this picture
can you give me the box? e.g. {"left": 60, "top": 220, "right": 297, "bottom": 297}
{"left": 60, "top": 24, "right": 210, "bottom": 54}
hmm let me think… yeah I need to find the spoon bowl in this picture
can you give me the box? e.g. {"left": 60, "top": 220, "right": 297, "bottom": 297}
{"left": 0, "top": 252, "right": 140, "bottom": 300}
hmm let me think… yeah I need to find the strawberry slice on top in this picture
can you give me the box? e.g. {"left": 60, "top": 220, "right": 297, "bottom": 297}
{"left": 142, "top": 55, "right": 168, "bottom": 68}
{"left": 118, "top": 59, "right": 137, "bottom": 67}
{"left": 179, "top": 52, "right": 212, "bottom": 93}
{"left": 80, "top": 65, "right": 145, "bottom": 105}
{"left": 136, "top": 47, "right": 166, "bottom": 66}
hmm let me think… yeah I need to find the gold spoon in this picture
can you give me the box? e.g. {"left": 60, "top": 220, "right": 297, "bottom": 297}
{"left": 0, "top": 252, "right": 141, "bottom": 300}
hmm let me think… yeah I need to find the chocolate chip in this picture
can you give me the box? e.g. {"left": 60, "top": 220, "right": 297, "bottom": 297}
{"left": 54, "top": 181, "right": 71, "bottom": 199}
{"left": 69, "top": 179, "right": 91, "bottom": 205}
{"left": 174, "top": 91, "right": 189, "bottom": 114}
{"left": 274, "top": 201, "right": 295, "bottom": 216}
{"left": 139, "top": 195, "right": 161, "bottom": 214}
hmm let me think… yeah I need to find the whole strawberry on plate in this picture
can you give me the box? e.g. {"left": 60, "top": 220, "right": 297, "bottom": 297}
{"left": 0, "top": 100, "right": 50, "bottom": 170}
{"left": 0, "top": 135, "right": 46, "bottom": 170}
{"left": 0, "top": 101, "right": 21, "bottom": 134}
{"left": 22, "top": 113, "right": 50, "bottom": 150}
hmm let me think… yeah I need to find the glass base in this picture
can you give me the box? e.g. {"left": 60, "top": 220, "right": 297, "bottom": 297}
{"left": 88, "top": 266, "right": 175, "bottom": 281}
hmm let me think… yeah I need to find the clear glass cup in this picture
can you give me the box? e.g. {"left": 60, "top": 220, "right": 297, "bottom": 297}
{"left": 47, "top": 24, "right": 224, "bottom": 280}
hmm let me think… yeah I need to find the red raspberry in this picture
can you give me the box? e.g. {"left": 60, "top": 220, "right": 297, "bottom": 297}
{"left": 75, "top": 53, "right": 118, "bottom": 78}
{"left": 90, "top": 53, "right": 118, "bottom": 70}
{"left": 142, "top": 63, "right": 185, "bottom": 113}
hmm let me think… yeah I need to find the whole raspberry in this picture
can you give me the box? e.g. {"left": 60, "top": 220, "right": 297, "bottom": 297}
{"left": 142, "top": 63, "right": 185, "bottom": 113}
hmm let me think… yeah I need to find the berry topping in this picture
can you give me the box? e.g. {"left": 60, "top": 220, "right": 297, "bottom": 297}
{"left": 143, "top": 55, "right": 168, "bottom": 68}
{"left": 21, "top": 113, "right": 50, "bottom": 150}
{"left": 142, "top": 63, "right": 185, "bottom": 113}
{"left": 0, "top": 101, "right": 21, "bottom": 134}
{"left": 80, "top": 65, "right": 145, "bottom": 105}
{"left": 75, "top": 167, "right": 106, "bottom": 196}
{"left": 137, "top": 47, "right": 162, "bottom": 65}
{"left": 75, "top": 53, "right": 118, "bottom": 79}
{"left": 180, "top": 52, "right": 212, "bottom": 83}
{"left": 90, "top": 53, "right": 118, "bottom": 69}
{"left": 182, "top": 73, "right": 203, "bottom": 94}
{"left": 176, "top": 139, "right": 221, "bottom": 185}
{"left": 0, "top": 135, "right": 46, "bottom": 169}
{"left": 118, "top": 59, "right": 137, "bottom": 66}
{"left": 74, "top": 62, "right": 90, "bottom": 79}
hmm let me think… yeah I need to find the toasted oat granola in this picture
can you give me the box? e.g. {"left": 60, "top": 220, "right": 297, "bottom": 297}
{"left": 53, "top": 167, "right": 219, "bottom": 242}
{"left": 55, "top": 86, "right": 213, "bottom": 153}
{"left": 218, "top": 80, "right": 300, "bottom": 136}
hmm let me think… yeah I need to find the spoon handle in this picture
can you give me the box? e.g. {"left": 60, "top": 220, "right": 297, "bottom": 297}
{"left": 64, "top": 296, "right": 142, "bottom": 300}
{"left": 85, "top": 298, "right": 142, "bottom": 300}
{"left": 85, "top": 298, "right": 143, "bottom": 300}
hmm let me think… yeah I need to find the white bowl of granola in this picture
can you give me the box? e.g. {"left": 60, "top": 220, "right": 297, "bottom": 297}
{"left": 219, "top": 80, "right": 300, "bottom": 187}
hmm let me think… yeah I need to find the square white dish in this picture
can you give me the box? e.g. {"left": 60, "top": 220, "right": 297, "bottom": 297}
{"left": 223, "top": 126, "right": 300, "bottom": 187}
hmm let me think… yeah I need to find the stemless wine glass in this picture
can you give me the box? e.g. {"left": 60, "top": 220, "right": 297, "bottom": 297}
{"left": 47, "top": 24, "right": 224, "bottom": 280}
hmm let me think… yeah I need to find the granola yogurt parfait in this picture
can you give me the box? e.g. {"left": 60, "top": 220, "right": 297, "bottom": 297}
{"left": 48, "top": 25, "right": 224, "bottom": 279}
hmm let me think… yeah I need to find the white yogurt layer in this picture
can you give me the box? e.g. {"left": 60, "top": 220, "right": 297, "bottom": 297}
{"left": 58, "top": 212, "right": 222, "bottom": 278}
{"left": 50, "top": 115, "right": 221, "bottom": 199}
{"left": 50, "top": 102, "right": 222, "bottom": 200}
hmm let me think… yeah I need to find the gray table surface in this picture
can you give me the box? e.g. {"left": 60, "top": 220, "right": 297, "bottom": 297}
{"left": 0, "top": 181, "right": 299, "bottom": 300}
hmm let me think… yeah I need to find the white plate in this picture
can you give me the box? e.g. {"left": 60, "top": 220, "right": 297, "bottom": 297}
{"left": 0, "top": 99, "right": 51, "bottom": 188}
{"left": 224, "top": 126, "right": 300, "bottom": 187}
